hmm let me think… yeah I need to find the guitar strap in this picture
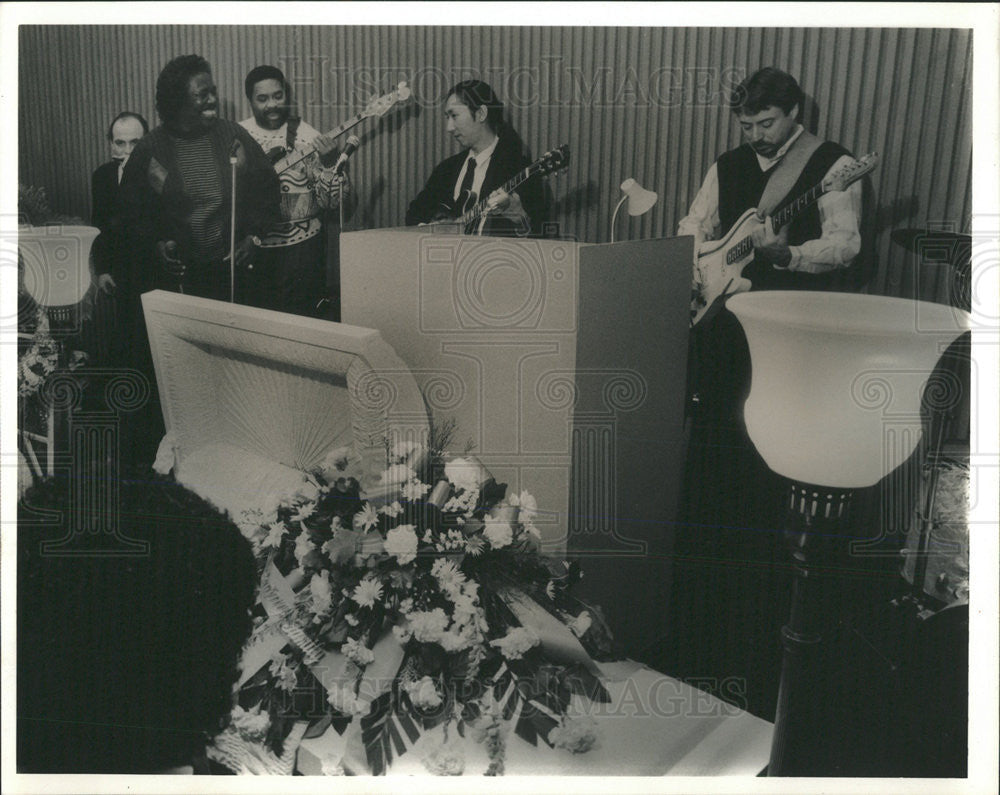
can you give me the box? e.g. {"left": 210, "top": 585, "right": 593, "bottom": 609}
{"left": 285, "top": 114, "right": 300, "bottom": 153}
{"left": 756, "top": 129, "right": 823, "bottom": 217}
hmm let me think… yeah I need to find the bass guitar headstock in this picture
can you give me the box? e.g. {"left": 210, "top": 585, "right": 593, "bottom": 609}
{"left": 824, "top": 152, "right": 879, "bottom": 192}
{"left": 361, "top": 81, "right": 412, "bottom": 120}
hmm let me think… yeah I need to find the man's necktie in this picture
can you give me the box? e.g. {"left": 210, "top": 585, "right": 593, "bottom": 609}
{"left": 458, "top": 157, "right": 476, "bottom": 208}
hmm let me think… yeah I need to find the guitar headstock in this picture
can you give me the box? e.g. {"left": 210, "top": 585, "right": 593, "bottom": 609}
{"left": 362, "top": 81, "right": 412, "bottom": 119}
{"left": 824, "top": 152, "right": 879, "bottom": 192}
{"left": 535, "top": 144, "right": 570, "bottom": 176}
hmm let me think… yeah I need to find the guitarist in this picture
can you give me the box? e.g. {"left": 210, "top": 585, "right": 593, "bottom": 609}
{"left": 679, "top": 67, "right": 869, "bottom": 295}
{"left": 405, "top": 79, "right": 547, "bottom": 235}
{"left": 666, "top": 68, "right": 873, "bottom": 707}
{"left": 239, "top": 65, "right": 349, "bottom": 317}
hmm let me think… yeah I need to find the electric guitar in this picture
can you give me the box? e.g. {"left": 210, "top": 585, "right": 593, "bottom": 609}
{"left": 690, "top": 152, "right": 880, "bottom": 327}
{"left": 271, "top": 81, "right": 411, "bottom": 175}
{"left": 433, "top": 144, "right": 570, "bottom": 233}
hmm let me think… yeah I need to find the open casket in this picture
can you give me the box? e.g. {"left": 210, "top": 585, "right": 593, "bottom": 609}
{"left": 140, "top": 290, "right": 773, "bottom": 777}
{"left": 142, "top": 290, "right": 430, "bottom": 520}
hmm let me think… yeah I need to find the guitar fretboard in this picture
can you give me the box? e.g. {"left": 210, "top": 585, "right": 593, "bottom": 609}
{"left": 725, "top": 183, "right": 828, "bottom": 265}
{"left": 458, "top": 164, "right": 542, "bottom": 226}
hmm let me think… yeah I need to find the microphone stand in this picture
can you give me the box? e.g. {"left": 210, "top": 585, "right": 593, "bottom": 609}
{"left": 229, "top": 143, "right": 238, "bottom": 303}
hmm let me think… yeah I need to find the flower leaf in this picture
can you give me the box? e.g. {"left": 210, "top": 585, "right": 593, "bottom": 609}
{"left": 360, "top": 691, "right": 395, "bottom": 775}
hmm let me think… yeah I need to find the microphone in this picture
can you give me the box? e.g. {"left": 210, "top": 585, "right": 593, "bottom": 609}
{"left": 229, "top": 139, "right": 240, "bottom": 161}
{"left": 333, "top": 135, "right": 360, "bottom": 174}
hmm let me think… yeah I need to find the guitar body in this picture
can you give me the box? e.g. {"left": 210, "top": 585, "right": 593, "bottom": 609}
{"left": 430, "top": 190, "right": 477, "bottom": 222}
{"left": 691, "top": 208, "right": 759, "bottom": 326}
{"left": 424, "top": 145, "right": 569, "bottom": 237}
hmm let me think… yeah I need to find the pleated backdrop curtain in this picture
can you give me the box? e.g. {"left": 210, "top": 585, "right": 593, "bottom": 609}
{"left": 18, "top": 26, "right": 972, "bottom": 297}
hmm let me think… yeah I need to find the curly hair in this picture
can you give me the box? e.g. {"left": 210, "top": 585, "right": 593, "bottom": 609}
{"left": 156, "top": 54, "right": 212, "bottom": 123}
{"left": 447, "top": 79, "right": 505, "bottom": 134}
{"left": 16, "top": 473, "right": 256, "bottom": 773}
{"left": 729, "top": 67, "right": 804, "bottom": 117}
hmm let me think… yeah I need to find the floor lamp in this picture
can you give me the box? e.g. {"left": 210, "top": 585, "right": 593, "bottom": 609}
{"left": 727, "top": 290, "right": 970, "bottom": 776}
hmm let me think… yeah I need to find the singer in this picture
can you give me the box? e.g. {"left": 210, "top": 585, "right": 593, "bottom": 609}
{"left": 239, "top": 65, "right": 349, "bottom": 317}
{"left": 119, "top": 55, "right": 280, "bottom": 303}
{"left": 405, "top": 79, "right": 547, "bottom": 235}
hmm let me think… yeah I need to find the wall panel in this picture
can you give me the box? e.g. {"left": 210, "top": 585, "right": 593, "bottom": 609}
{"left": 18, "top": 25, "right": 972, "bottom": 296}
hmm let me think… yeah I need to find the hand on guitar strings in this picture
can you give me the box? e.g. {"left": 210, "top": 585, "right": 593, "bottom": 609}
{"left": 750, "top": 215, "right": 792, "bottom": 269}
{"left": 313, "top": 133, "right": 340, "bottom": 168}
{"left": 484, "top": 188, "right": 527, "bottom": 222}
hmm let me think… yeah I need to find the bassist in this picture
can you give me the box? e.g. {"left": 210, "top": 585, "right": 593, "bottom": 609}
{"left": 679, "top": 67, "right": 870, "bottom": 295}
{"left": 405, "top": 80, "right": 548, "bottom": 234}
{"left": 239, "top": 65, "right": 348, "bottom": 317}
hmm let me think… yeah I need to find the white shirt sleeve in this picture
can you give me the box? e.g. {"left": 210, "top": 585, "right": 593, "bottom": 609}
{"left": 785, "top": 154, "right": 863, "bottom": 274}
{"left": 677, "top": 162, "right": 721, "bottom": 253}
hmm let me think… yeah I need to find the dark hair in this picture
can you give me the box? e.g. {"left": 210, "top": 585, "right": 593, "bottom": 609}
{"left": 106, "top": 111, "right": 149, "bottom": 140}
{"left": 155, "top": 54, "right": 212, "bottom": 123}
{"left": 16, "top": 474, "right": 257, "bottom": 773}
{"left": 729, "top": 67, "right": 804, "bottom": 116}
{"left": 447, "top": 79, "right": 504, "bottom": 134}
{"left": 245, "top": 64, "right": 287, "bottom": 100}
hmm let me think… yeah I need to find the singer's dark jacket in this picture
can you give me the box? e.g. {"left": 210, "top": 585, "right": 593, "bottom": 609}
{"left": 405, "top": 131, "right": 548, "bottom": 234}
{"left": 118, "top": 119, "right": 280, "bottom": 288}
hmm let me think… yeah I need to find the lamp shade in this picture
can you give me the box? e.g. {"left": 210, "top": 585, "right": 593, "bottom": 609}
{"left": 727, "top": 291, "right": 970, "bottom": 489}
{"left": 19, "top": 225, "right": 98, "bottom": 307}
{"left": 620, "top": 178, "right": 658, "bottom": 216}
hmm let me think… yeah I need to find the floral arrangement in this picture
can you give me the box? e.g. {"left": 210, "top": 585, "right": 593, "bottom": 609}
{"left": 213, "top": 439, "right": 620, "bottom": 776}
{"left": 18, "top": 310, "right": 63, "bottom": 398}
{"left": 18, "top": 307, "right": 86, "bottom": 409}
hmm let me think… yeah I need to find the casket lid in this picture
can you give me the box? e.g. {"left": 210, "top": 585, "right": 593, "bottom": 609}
{"left": 142, "top": 290, "right": 429, "bottom": 519}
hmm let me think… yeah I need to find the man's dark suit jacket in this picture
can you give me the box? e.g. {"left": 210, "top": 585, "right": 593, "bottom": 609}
{"left": 91, "top": 160, "right": 124, "bottom": 278}
{"left": 405, "top": 132, "right": 548, "bottom": 234}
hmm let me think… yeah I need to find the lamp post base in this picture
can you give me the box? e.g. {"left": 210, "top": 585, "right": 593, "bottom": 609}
{"left": 768, "top": 482, "right": 854, "bottom": 777}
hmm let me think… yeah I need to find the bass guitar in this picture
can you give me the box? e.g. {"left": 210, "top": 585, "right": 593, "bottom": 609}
{"left": 433, "top": 144, "right": 570, "bottom": 233}
{"left": 271, "top": 81, "right": 411, "bottom": 175}
{"left": 690, "top": 152, "right": 879, "bottom": 327}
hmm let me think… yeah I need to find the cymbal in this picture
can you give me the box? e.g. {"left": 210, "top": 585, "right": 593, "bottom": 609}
{"left": 890, "top": 228, "right": 972, "bottom": 254}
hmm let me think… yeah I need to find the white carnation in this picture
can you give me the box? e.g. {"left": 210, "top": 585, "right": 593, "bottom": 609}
{"left": 404, "top": 676, "right": 443, "bottom": 709}
{"left": 384, "top": 524, "right": 419, "bottom": 565}
{"left": 444, "top": 457, "right": 484, "bottom": 492}
{"left": 408, "top": 608, "right": 450, "bottom": 643}
{"left": 342, "top": 637, "right": 375, "bottom": 667}
{"left": 489, "top": 626, "right": 540, "bottom": 660}
{"left": 483, "top": 517, "right": 513, "bottom": 549}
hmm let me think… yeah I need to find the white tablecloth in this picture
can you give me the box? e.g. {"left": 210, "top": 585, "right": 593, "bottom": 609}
{"left": 297, "top": 661, "right": 773, "bottom": 776}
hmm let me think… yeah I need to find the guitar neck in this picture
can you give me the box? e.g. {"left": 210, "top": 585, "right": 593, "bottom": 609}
{"left": 275, "top": 115, "right": 365, "bottom": 174}
{"left": 459, "top": 165, "right": 537, "bottom": 225}
{"left": 724, "top": 179, "right": 828, "bottom": 265}
{"left": 772, "top": 181, "right": 828, "bottom": 231}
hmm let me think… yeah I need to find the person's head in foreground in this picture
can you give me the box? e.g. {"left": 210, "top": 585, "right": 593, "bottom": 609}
{"left": 17, "top": 473, "right": 256, "bottom": 773}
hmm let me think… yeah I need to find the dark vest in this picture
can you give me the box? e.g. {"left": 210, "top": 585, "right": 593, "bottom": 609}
{"left": 717, "top": 140, "right": 855, "bottom": 291}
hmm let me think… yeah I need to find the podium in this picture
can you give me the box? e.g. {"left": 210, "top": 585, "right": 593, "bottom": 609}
{"left": 341, "top": 228, "right": 693, "bottom": 654}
